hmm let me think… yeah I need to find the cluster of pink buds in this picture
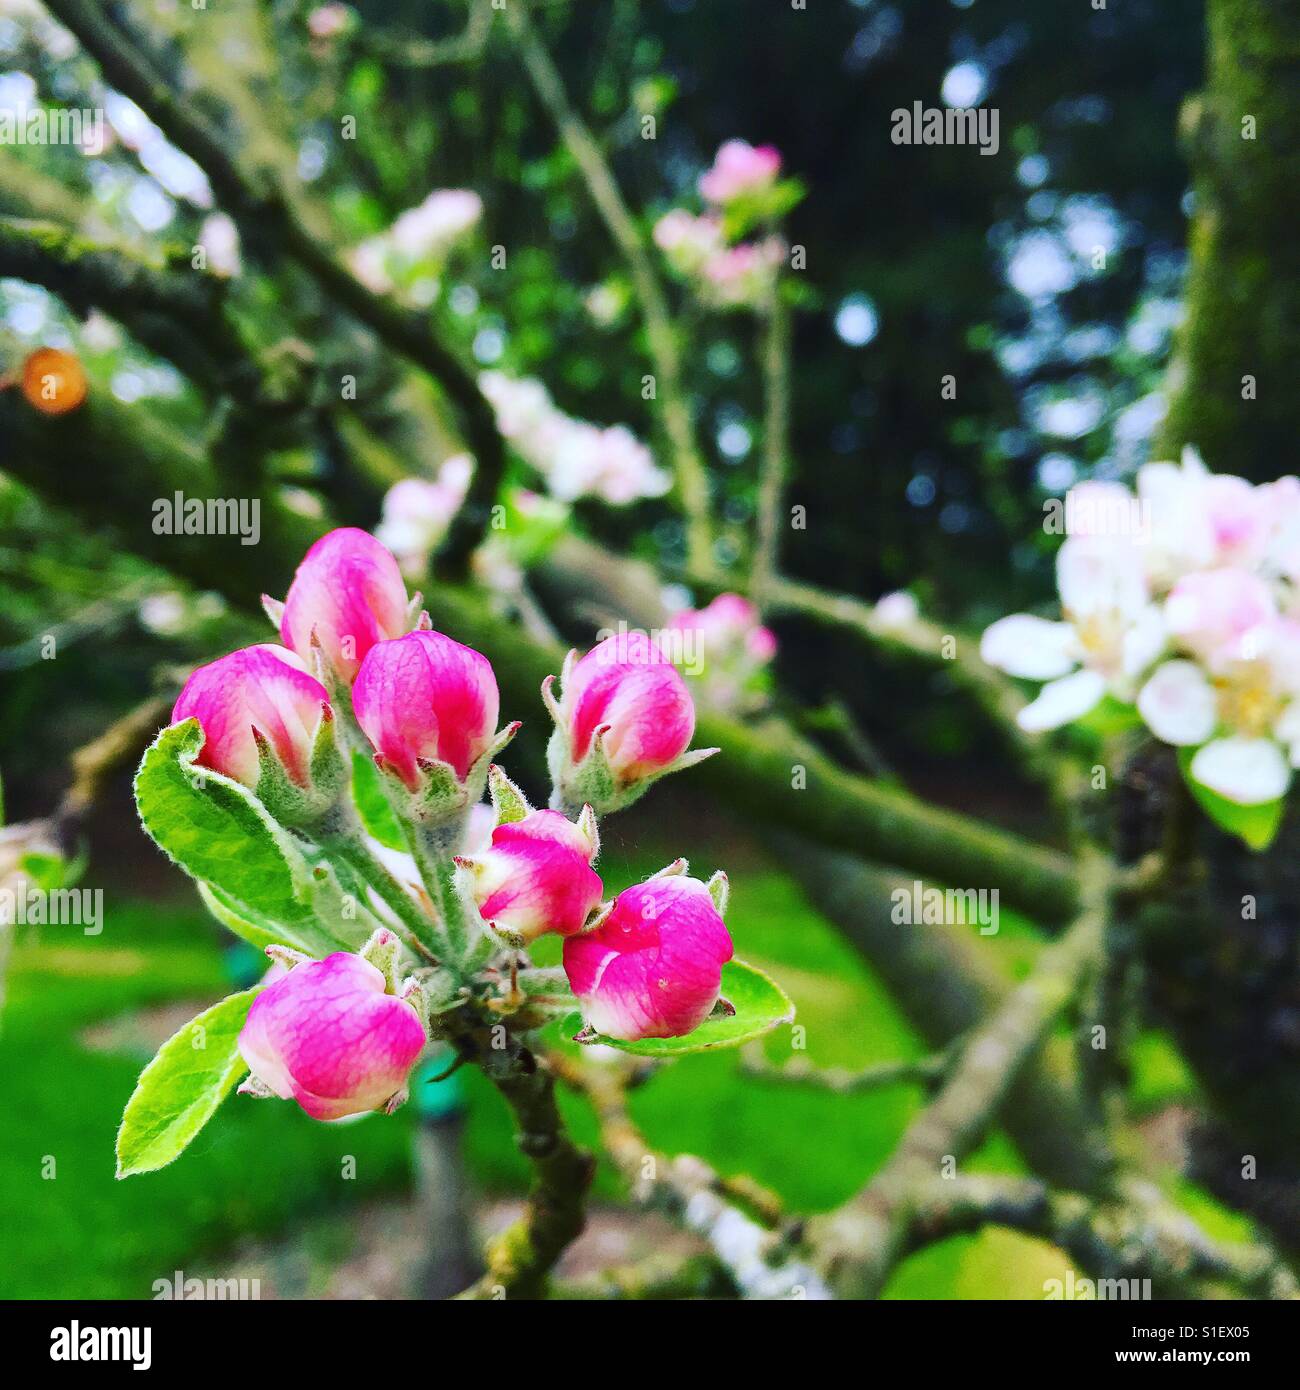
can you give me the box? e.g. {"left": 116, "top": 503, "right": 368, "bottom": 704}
{"left": 653, "top": 140, "right": 796, "bottom": 312}
{"left": 153, "top": 526, "right": 744, "bottom": 1131}
{"left": 348, "top": 189, "right": 482, "bottom": 304}
{"left": 667, "top": 593, "right": 777, "bottom": 713}
{"left": 479, "top": 370, "right": 671, "bottom": 505}
{"left": 375, "top": 455, "right": 473, "bottom": 577}
{"left": 981, "top": 448, "right": 1300, "bottom": 810}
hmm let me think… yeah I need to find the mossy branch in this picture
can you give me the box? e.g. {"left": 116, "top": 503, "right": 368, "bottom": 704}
{"left": 0, "top": 216, "right": 257, "bottom": 399}
{"left": 452, "top": 1030, "right": 594, "bottom": 1300}
{"left": 906, "top": 1173, "right": 1297, "bottom": 1301}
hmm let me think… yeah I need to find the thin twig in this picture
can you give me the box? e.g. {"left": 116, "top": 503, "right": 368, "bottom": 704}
{"left": 751, "top": 287, "right": 791, "bottom": 609}
{"left": 552, "top": 1052, "right": 829, "bottom": 1298}
{"left": 503, "top": 0, "right": 715, "bottom": 574}
{"left": 57, "top": 692, "right": 172, "bottom": 829}
{"left": 740, "top": 1042, "right": 952, "bottom": 1095}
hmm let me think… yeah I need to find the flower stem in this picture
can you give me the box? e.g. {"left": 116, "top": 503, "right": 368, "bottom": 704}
{"left": 407, "top": 819, "right": 487, "bottom": 972}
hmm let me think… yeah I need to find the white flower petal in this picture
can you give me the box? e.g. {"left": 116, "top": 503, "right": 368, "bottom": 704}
{"left": 980, "top": 615, "right": 1077, "bottom": 680}
{"left": 1273, "top": 705, "right": 1300, "bottom": 767}
{"left": 1136, "top": 660, "right": 1216, "bottom": 746}
{"left": 1120, "top": 605, "right": 1167, "bottom": 678}
{"left": 1190, "top": 737, "right": 1290, "bottom": 806}
{"left": 1180, "top": 445, "right": 1208, "bottom": 478}
{"left": 1057, "top": 536, "right": 1146, "bottom": 618}
{"left": 1016, "top": 669, "right": 1106, "bottom": 732}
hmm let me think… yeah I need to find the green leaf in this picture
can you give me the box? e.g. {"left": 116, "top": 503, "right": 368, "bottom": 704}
{"left": 569, "top": 958, "right": 794, "bottom": 1057}
{"left": 135, "top": 721, "right": 313, "bottom": 925}
{"left": 1075, "top": 694, "right": 1144, "bottom": 738}
{"left": 116, "top": 987, "right": 261, "bottom": 1177}
{"left": 1177, "top": 748, "right": 1285, "bottom": 851}
{"left": 19, "top": 850, "right": 70, "bottom": 892}
{"left": 197, "top": 881, "right": 351, "bottom": 957}
{"left": 350, "top": 749, "right": 406, "bottom": 851}
{"left": 494, "top": 486, "right": 569, "bottom": 566}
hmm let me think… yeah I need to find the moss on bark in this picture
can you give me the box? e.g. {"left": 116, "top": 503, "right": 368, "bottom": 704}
{"left": 1158, "top": 0, "right": 1300, "bottom": 477}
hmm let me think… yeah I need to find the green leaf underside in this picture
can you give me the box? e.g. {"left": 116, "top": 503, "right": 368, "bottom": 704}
{"left": 569, "top": 958, "right": 795, "bottom": 1057}
{"left": 1177, "top": 748, "right": 1284, "bottom": 851}
{"left": 135, "top": 721, "right": 312, "bottom": 925}
{"left": 116, "top": 987, "right": 262, "bottom": 1177}
{"left": 197, "top": 881, "right": 350, "bottom": 957}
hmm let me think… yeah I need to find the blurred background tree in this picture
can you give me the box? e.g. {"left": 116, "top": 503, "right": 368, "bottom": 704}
{"left": 3, "top": 0, "right": 1300, "bottom": 1301}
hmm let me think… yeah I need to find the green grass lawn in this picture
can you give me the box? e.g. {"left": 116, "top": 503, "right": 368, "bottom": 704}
{"left": 0, "top": 904, "right": 414, "bottom": 1299}
{"left": 0, "top": 833, "right": 1240, "bottom": 1299}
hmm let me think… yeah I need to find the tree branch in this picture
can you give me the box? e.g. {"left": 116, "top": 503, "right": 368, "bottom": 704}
{"left": 770, "top": 836, "right": 1114, "bottom": 1194}
{"left": 906, "top": 1173, "right": 1297, "bottom": 1301}
{"left": 41, "top": 0, "right": 504, "bottom": 573}
{"left": 552, "top": 1053, "right": 828, "bottom": 1298}
{"left": 452, "top": 1030, "right": 594, "bottom": 1300}
{"left": 0, "top": 216, "right": 258, "bottom": 400}
{"left": 739, "top": 1041, "right": 952, "bottom": 1095}
{"left": 752, "top": 288, "right": 791, "bottom": 609}
{"left": 811, "top": 859, "right": 1110, "bottom": 1296}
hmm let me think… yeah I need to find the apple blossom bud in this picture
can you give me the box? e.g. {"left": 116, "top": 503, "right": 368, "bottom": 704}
{"left": 563, "top": 873, "right": 734, "bottom": 1041}
{"left": 238, "top": 945, "right": 426, "bottom": 1121}
{"left": 279, "top": 527, "right": 411, "bottom": 682}
{"left": 172, "top": 644, "right": 330, "bottom": 790}
{"left": 353, "top": 630, "right": 501, "bottom": 790}
{"left": 545, "top": 631, "right": 716, "bottom": 812}
{"left": 698, "top": 139, "right": 782, "bottom": 205}
{"left": 457, "top": 809, "right": 602, "bottom": 945}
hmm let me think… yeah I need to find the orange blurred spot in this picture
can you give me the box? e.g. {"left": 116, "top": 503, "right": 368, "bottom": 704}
{"left": 21, "top": 347, "right": 88, "bottom": 416}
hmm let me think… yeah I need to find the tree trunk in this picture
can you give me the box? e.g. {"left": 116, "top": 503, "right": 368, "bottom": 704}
{"left": 1157, "top": 0, "right": 1300, "bottom": 478}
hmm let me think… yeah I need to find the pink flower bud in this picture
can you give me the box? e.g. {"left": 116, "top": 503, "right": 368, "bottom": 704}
{"left": 698, "top": 139, "right": 782, "bottom": 205}
{"left": 563, "top": 631, "right": 696, "bottom": 786}
{"left": 461, "top": 810, "right": 602, "bottom": 943}
{"left": 353, "top": 630, "right": 500, "bottom": 787}
{"left": 172, "top": 644, "right": 329, "bottom": 789}
{"left": 280, "top": 527, "right": 410, "bottom": 682}
{"left": 563, "top": 874, "right": 733, "bottom": 1041}
{"left": 238, "top": 951, "right": 426, "bottom": 1121}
